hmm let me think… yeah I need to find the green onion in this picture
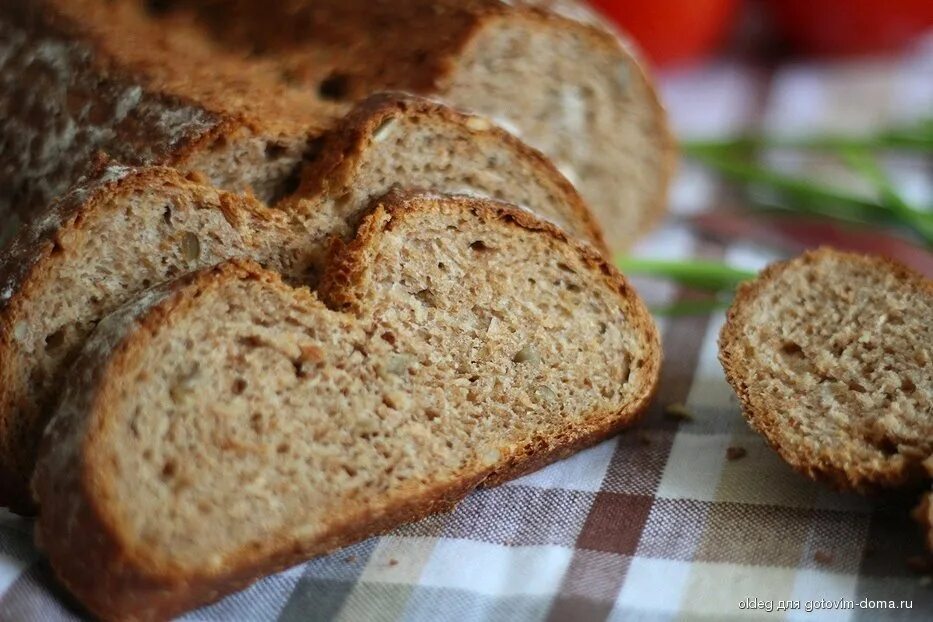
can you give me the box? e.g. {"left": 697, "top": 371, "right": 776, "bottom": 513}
{"left": 651, "top": 298, "right": 732, "bottom": 317}
{"left": 682, "top": 119, "right": 933, "bottom": 154}
{"left": 683, "top": 147, "right": 933, "bottom": 247}
{"left": 616, "top": 257, "right": 756, "bottom": 292}
{"left": 839, "top": 148, "right": 933, "bottom": 246}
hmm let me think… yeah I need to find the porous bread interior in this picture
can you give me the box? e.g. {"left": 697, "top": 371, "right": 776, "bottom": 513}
{"left": 725, "top": 252, "right": 932, "bottom": 484}
{"left": 179, "top": 133, "right": 312, "bottom": 205}
{"left": 444, "top": 14, "right": 667, "bottom": 250}
{"left": 105, "top": 0, "right": 667, "bottom": 251}
{"left": 0, "top": 184, "right": 301, "bottom": 491}
{"left": 290, "top": 111, "right": 594, "bottom": 243}
{"left": 92, "top": 208, "right": 652, "bottom": 569}
{"left": 0, "top": 101, "right": 600, "bottom": 506}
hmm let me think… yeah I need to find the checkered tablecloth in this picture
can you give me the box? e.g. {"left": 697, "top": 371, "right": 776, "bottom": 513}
{"left": 0, "top": 42, "right": 931, "bottom": 622}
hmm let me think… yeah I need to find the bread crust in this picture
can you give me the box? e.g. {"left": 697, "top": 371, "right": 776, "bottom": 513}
{"left": 719, "top": 248, "right": 933, "bottom": 493}
{"left": 0, "top": 85, "right": 602, "bottom": 512}
{"left": 288, "top": 91, "right": 607, "bottom": 253}
{"left": 34, "top": 196, "right": 660, "bottom": 621}
{"left": 0, "top": 0, "right": 671, "bottom": 248}
{"left": 171, "top": 0, "right": 676, "bottom": 248}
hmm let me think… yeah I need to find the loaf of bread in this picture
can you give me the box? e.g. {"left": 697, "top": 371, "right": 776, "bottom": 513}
{"left": 33, "top": 192, "right": 661, "bottom": 621}
{"left": 0, "top": 0, "right": 673, "bottom": 250}
{"left": 719, "top": 248, "right": 932, "bottom": 492}
{"left": 0, "top": 87, "right": 604, "bottom": 513}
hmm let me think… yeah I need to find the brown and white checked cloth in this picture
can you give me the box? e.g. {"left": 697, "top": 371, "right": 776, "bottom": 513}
{"left": 0, "top": 45, "right": 931, "bottom": 622}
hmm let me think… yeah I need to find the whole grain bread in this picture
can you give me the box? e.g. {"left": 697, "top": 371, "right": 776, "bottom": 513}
{"left": 33, "top": 193, "right": 661, "bottom": 621}
{"left": 719, "top": 248, "right": 932, "bottom": 493}
{"left": 0, "top": 0, "right": 673, "bottom": 250}
{"left": 0, "top": 86, "right": 603, "bottom": 513}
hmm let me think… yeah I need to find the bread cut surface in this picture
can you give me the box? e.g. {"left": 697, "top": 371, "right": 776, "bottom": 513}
{"left": 33, "top": 194, "right": 660, "bottom": 621}
{"left": 0, "top": 0, "right": 672, "bottom": 250}
{"left": 0, "top": 88, "right": 602, "bottom": 513}
{"left": 161, "top": 0, "right": 675, "bottom": 249}
{"left": 719, "top": 248, "right": 932, "bottom": 492}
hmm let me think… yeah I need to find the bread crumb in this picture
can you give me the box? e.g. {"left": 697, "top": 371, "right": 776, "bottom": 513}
{"left": 388, "top": 558, "right": 398, "bottom": 567}
{"left": 636, "top": 431, "right": 651, "bottom": 446}
{"left": 726, "top": 446, "right": 747, "bottom": 461}
{"left": 344, "top": 555, "right": 357, "bottom": 564}
{"left": 813, "top": 550, "right": 833, "bottom": 565}
{"left": 664, "top": 402, "right": 693, "bottom": 422}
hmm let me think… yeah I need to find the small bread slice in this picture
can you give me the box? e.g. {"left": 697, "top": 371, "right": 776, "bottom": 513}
{"left": 719, "top": 248, "right": 932, "bottom": 492}
{"left": 33, "top": 193, "right": 660, "bottom": 621}
{"left": 0, "top": 91, "right": 601, "bottom": 514}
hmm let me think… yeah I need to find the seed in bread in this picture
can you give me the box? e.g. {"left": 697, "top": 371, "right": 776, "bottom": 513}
{"left": 0, "top": 90, "right": 604, "bottom": 513}
{"left": 33, "top": 193, "right": 661, "bottom": 621}
{"left": 719, "top": 248, "right": 932, "bottom": 492}
{"left": 0, "top": 0, "right": 672, "bottom": 250}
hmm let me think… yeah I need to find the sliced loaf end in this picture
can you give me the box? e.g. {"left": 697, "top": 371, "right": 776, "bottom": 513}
{"left": 719, "top": 248, "right": 933, "bottom": 492}
{"left": 34, "top": 193, "right": 659, "bottom": 620}
{"left": 445, "top": 4, "right": 676, "bottom": 251}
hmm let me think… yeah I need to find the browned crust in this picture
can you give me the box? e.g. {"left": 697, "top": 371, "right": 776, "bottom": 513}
{"left": 718, "top": 247, "right": 933, "bottom": 493}
{"left": 448, "top": 6, "right": 676, "bottom": 245}
{"left": 319, "top": 189, "right": 661, "bottom": 479}
{"left": 0, "top": 86, "right": 610, "bottom": 512}
{"left": 2, "top": 0, "right": 669, "bottom": 248}
{"left": 34, "top": 195, "right": 660, "bottom": 621}
{"left": 293, "top": 92, "right": 607, "bottom": 253}
{"left": 0, "top": 165, "right": 223, "bottom": 513}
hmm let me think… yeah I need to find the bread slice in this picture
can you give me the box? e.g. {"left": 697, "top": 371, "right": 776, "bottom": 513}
{"left": 0, "top": 88, "right": 602, "bottom": 513}
{"left": 33, "top": 193, "right": 661, "bottom": 621}
{"left": 163, "top": 0, "right": 675, "bottom": 249}
{"left": 0, "top": 0, "right": 673, "bottom": 250}
{"left": 719, "top": 248, "right": 932, "bottom": 492}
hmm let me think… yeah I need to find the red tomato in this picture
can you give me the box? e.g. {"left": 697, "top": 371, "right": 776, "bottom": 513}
{"left": 766, "top": 0, "right": 933, "bottom": 56}
{"left": 588, "top": 0, "right": 741, "bottom": 67}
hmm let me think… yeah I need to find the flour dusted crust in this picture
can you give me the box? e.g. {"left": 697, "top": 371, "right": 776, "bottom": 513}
{"left": 33, "top": 195, "right": 660, "bottom": 620}
{"left": 0, "top": 0, "right": 672, "bottom": 250}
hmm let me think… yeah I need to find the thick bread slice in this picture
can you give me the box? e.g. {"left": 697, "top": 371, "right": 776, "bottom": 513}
{"left": 719, "top": 248, "right": 932, "bottom": 492}
{"left": 0, "top": 0, "right": 672, "bottom": 250}
{"left": 148, "top": 0, "right": 676, "bottom": 251}
{"left": 0, "top": 90, "right": 601, "bottom": 514}
{"left": 33, "top": 193, "right": 661, "bottom": 621}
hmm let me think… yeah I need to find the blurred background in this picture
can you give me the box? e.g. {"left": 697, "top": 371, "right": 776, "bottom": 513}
{"left": 589, "top": 0, "right": 932, "bottom": 296}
